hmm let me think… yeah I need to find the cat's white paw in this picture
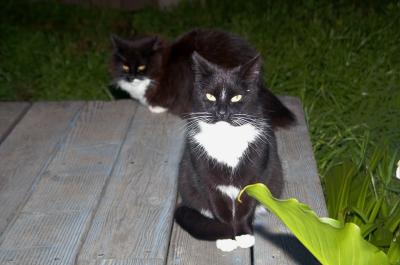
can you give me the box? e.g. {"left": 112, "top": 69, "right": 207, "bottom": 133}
{"left": 216, "top": 239, "right": 238, "bottom": 252}
{"left": 235, "top": 234, "right": 255, "bottom": 248}
{"left": 148, "top": 105, "right": 168, "bottom": 113}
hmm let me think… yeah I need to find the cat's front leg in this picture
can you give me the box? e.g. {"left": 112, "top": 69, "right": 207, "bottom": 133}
{"left": 233, "top": 195, "right": 257, "bottom": 248}
{"left": 208, "top": 190, "right": 235, "bottom": 225}
{"left": 234, "top": 222, "right": 255, "bottom": 248}
{"left": 208, "top": 191, "right": 238, "bottom": 252}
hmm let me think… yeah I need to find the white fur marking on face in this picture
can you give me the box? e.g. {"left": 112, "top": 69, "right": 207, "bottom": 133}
{"left": 193, "top": 121, "right": 260, "bottom": 168}
{"left": 148, "top": 105, "right": 168, "bottom": 113}
{"left": 216, "top": 239, "right": 238, "bottom": 252}
{"left": 235, "top": 234, "right": 255, "bottom": 248}
{"left": 217, "top": 185, "right": 240, "bottom": 200}
{"left": 118, "top": 78, "right": 151, "bottom": 105}
{"left": 200, "top": 209, "right": 214, "bottom": 219}
{"left": 221, "top": 87, "right": 227, "bottom": 101}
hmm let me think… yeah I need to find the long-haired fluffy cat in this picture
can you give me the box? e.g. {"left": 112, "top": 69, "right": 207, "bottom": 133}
{"left": 110, "top": 29, "right": 295, "bottom": 128}
{"left": 174, "top": 51, "right": 288, "bottom": 252}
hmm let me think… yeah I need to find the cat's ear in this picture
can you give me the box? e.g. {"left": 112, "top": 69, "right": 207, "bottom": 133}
{"left": 151, "top": 37, "right": 164, "bottom": 51}
{"left": 111, "top": 34, "right": 130, "bottom": 51}
{"left": 237, "top": 54, "right": 262, "bottom": 83}
{"left": 192, "top": 51, "right": 215, "bottom": 84}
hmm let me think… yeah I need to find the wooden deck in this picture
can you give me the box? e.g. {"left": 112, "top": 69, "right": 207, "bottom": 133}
{"left": 0, "top": 97, "right": 325, "bottom": 265}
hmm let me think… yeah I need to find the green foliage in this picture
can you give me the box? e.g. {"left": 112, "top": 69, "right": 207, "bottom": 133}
{"left": 239, "top": 183, "right": 393, "bottom": 265}
{"left": 324, "top": 144, "right": 400, "bottom": 259}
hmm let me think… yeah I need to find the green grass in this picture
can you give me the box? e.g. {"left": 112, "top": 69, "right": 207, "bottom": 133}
{"left": 1, "top": 0, "right": 399, "bottom": 204}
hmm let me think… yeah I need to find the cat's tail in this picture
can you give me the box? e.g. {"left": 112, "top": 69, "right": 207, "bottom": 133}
{"left": 261, "top": 84, "right": 297, "bottom": 128}
{"left": 174, "top": 206, "right": 233, "bottom": 241}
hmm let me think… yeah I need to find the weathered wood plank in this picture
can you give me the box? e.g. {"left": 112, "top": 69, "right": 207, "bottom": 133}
{"left": 167, "top": 224, "right": 251, "bottom": 265}
{"left": 76, "top": 106, "right": 185, "bottom": 265}
{"left": 93, "top": 258, "right": 164, "bottom": 265}
{"left": 0, "top": 211, "right": 91, "bottom": 265}
{"left": 0, "top": 102, "right": 30, "bottom": 145}
{"left": 0, "top": 101, "right": 137, "bottom": 265}
{"left": 253, "top": 96, "right": 324, "bottom": 265}
{"left": 0, "top": 102, "right": 84, "bottom": 235}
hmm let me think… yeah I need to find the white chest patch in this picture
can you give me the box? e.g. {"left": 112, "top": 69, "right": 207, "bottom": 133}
{"left": 192, "top": 121, "right": 260, "bottom": 168}
{"left": 118, "top": 78, "right": 151, "bottom": 105}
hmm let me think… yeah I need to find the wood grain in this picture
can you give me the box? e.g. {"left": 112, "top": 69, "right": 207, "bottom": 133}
{"left": 95, "top": 258, "right": 164, "bottom": 265}
{"left": 0, "top": 101, "right": 137, "bottom": 265}
{"left": 0, "top": 98, "right": 324, "bottom": 265}
{"left": 0, "top": 102, "right": 30, "bottom": 145}
{"left": 0, "top": 102, "right": 83, "bottom": 235}
{"left": 76, "top": 106, "right": 185, "bottom": 265}
{"left": 0, "top": 211, "right": 91, "bottom": 265}
{"left": 253, "top": 96, "right": 325, "bottom": 265}
{"left": 167, "top": 223, "right": 251, "bottom": 265}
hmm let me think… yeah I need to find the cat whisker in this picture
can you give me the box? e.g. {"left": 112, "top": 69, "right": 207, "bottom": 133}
{"left": 230, "top": 116, "right": 272, "bottom": 146}
{"left": 182, "top": 115, "right": 215, "bottom": 134}
{"left": 231, "top": 117, "right": 268, "bottom": 130}
{"left": 149, "top": 79, "right": 159, "bottom": 86}
{"left": 182, "top": 111, "right": 212, "bottom": 117}
{"left": 184, "top": 114, "right": 213, "bottom": 128}
{"left": 256, "top": 133, "right": 272, "bottom": 145}
{"left": 177, "top": 120, "right": 192, "bottom": 132}
{"left": 232, "top": 114, "right": 269, "bottom": 123}
{"left": 232, "top": 116, "right": 269, "bottom": 124}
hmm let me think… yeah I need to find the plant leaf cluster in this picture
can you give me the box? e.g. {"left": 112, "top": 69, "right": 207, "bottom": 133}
{"left": 324, "top": 144, "right": 400, "bottom": 262}
{"left": 239, "top": 183, "right": 399, "bottom": 265}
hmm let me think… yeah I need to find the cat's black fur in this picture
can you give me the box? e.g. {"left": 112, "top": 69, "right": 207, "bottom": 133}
{"left": 110, "top": 29, "right": 295, "bottom": 128}
{"left": 174, "top": 52, "right": 285, "bottom": 245}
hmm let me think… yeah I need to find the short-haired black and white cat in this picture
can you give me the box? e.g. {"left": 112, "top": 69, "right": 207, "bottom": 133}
{"left": 110, "top": 29, "right": 295, "bottom": 128}
{"left": 174, "top": 51, "right": 289, "bottom": 252}
{"left": 110, "top": 34, "right": 168, "bottom": 113}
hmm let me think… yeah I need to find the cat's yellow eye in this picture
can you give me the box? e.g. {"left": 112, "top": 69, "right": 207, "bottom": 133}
{"left": 122, "top": 64, "right": 130, "bottom": 72}
{"left": 137, "top": 65, "right": 146, "bottom": 72}
{"left": 206, "top": 93, "right": 216, "bottom": 102}
{"left": 231, "top": 95, "right": 242, "bottom": 103}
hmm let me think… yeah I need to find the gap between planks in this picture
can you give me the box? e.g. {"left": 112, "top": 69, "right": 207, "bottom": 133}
{"left": 0, "top": 102, "right": 31, "bottom": 145}
{"left": 0, "top": 101, "right": 138, "bottom": 265}
{"left": 0, "top": 102, "right": 85, "bottom": 237}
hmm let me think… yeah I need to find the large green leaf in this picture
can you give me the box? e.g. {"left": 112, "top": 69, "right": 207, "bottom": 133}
{"left": 388, "top": 235, "right": 400, "bottom": 265}
{"left": 239, "top": 183, "right": 389, "bottom": 265}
